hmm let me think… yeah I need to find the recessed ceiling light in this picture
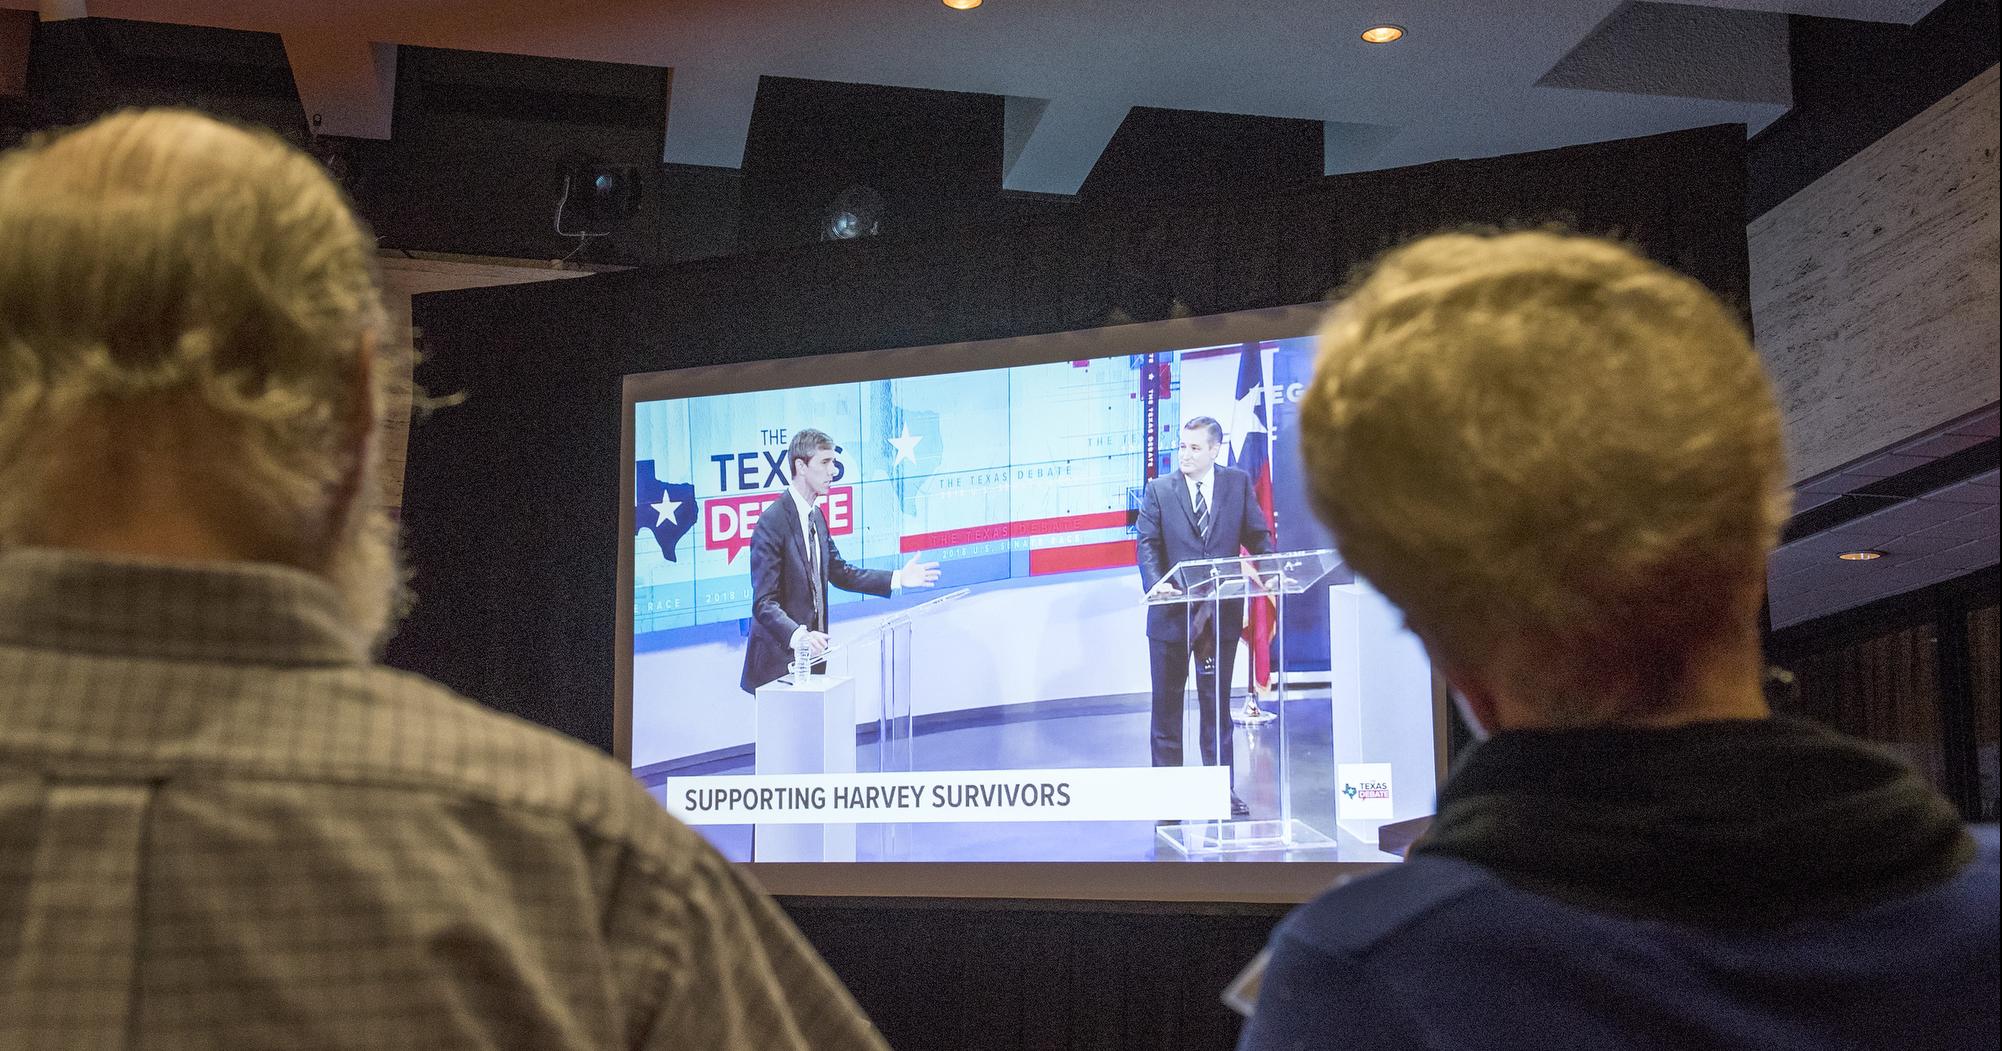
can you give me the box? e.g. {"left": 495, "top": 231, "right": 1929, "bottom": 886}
{"left": 943, "top": 0, "right": 981, "bottom": 8}
{"left": 1837, "top": 550, "right": 1886, "bottom": 561}
{"left": 1360, "top": 25, "right": 1405, "bottom": 44}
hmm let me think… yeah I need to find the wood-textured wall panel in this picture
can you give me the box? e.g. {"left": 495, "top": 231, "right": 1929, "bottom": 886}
{"left": 1749, "top": 64, "right": 2000, "bottom": 482}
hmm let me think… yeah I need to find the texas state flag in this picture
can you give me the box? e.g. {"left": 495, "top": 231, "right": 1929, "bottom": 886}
{"left": 1228, "top": 343, "right": 1277, "bottom": 691}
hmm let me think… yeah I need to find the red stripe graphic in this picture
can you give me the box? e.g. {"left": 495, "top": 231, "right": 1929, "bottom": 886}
{"left": 899, "top": 510, "right": 1134, "bottom": 553}
{"left": 1029, "top": 540, "right": 1137, "bottom": 575}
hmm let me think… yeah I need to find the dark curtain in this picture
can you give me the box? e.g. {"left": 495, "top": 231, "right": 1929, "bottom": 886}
{"left": 1769, "top": 566, "right": 1999, "bottom": 821}
{"left": 1969, "top": 603, "right": 1999, "bottom": 820}
{"left": 1790, "top": 623, "right": 1947, "bottom": 786}
{"left": 786, "top": 900, "right": 1287, "bottom": 1051}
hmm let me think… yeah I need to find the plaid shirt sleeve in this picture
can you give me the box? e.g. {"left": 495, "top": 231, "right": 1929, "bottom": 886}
{"left": 630, "top": 845, "right": 886, "bottom": 1051}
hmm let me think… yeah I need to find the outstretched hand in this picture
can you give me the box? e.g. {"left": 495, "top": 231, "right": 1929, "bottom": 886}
{"left": 898, "top": 553, "right": 942, "bottom": 589}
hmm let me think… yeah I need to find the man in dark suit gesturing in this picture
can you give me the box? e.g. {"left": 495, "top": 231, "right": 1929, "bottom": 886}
{"left": 740, "top": 429, "right": 939, "bottom": 693}
{"left": 1136, "top": 416, "right": 1274, "bottom": 816}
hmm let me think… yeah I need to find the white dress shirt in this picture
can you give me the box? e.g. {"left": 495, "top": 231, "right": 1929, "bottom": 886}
{"left": 787, "top": 488, "right": 821, "bottom": 650}
{"left": 785, "top": 487, "right": 896, "bottom": 650}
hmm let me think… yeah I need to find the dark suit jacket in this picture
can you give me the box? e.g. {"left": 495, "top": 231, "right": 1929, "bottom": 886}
{"left": 740, "top": 492, "right": 893, "bottom": 693}
{"left": 1135, "top": 466, "right": 1274, "bottom": 643}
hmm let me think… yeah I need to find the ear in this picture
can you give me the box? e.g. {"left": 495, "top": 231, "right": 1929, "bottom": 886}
{"left": 1441, "top": 663, "right": 1501, "bottom": 738}
{"left": 323, "top": 331, "right": 379, "bottom": 533}
{"left": 346, "top": 330, "right": 379, "bottom": 460}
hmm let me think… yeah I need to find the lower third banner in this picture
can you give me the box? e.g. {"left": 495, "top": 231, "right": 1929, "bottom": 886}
{"left": 664, "top": 766, "right": 1230, "bottom": 825}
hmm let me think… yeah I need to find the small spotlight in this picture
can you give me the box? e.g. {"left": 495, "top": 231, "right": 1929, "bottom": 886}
{"left": 821, "top": 185, "right": 884, "bottom": 241}
{"left": 557, "top": 161, "right": 642, "bottom": 236}
{"left": 1360, "top": 25, "right": 1405, "bottom": 43}
{"left": 1837, "top": 550, "right": 1886, "bottom": 561}
{"left": 943, "top": 0, "right": 981, "bottom": 8}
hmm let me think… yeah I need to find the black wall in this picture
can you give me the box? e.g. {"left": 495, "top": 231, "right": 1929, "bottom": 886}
{"left": 395, "top": 125, "right": 1749, "bottom": 1049}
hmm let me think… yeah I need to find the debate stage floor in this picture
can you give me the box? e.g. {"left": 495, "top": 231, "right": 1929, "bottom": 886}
{"left": 645, "top": 692, "right": 1403, "bottom": 864}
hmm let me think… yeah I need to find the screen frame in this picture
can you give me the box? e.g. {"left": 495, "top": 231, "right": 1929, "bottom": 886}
{"left": 616, "top": 304, "right": 1451, "bottom": 902}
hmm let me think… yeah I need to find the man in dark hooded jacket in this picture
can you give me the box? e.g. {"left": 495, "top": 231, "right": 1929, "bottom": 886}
{"left": 1239, "top": 231, "right": 1997, "bottom": 1051}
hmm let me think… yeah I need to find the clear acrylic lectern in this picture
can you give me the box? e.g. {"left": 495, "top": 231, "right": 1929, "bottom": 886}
{"left": 1145, "top": 549, "right": 1344, "bottom": 856}
{"left": 811, "top": 586, "right": 970, "bottom": 773}
{"left": 753, "top": 587, "right": 968, "bottom": 862}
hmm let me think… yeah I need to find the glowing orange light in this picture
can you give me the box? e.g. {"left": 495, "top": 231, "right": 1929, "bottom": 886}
{"left": 943, "top": 0, "right": 982, "bottom": 9}
{"left": 1360, "top": 25, "right": 1405, "bottom": 43}
{"left": 1837, "top": 550, "right": 1886, "bottom": 561}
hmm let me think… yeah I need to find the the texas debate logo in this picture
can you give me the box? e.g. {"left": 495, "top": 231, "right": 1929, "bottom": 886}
{"left": 1342, "top": 781, "right": 1390, "bottom": 801}
{"left": 698, "top": 436, "right": 856, "bottom": 563}
{"left": 634, "top": 460, "right": 698, "bottom": 561}
{"left": 705, "top": 487, "right": 854, "bottom": 563}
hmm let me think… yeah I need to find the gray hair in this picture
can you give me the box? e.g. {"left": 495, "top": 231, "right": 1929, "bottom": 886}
{"left": 0, "top": 109, "right": 392, "bottom": 563}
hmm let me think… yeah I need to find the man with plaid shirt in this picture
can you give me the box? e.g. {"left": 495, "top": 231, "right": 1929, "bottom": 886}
{"left": 0, "top": 109, "right": 887, "bottom": 1051}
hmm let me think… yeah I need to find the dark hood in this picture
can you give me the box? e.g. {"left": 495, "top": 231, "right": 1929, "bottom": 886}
{"left": 1415, "top": 717, "right": 1975, "bottom": 927}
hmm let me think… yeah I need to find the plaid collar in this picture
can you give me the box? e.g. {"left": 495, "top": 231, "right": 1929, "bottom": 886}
{"left": 0, "top": 548, "right": 367, "bottom": 667}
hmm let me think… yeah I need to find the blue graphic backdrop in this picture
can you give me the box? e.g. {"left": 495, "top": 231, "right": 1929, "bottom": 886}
{"left": 631, "top": 338, "right": 1325, "bottom": 651}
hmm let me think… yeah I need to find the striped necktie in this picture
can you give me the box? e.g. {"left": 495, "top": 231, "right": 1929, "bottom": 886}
{"left": 807, "top": 509, "right": 824, "bottom": 630}
{"left": 1194, "top": 480, "right": 1210, "bottom": 538}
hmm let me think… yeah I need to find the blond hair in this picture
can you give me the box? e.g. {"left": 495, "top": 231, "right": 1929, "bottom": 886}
{"left": 0, "top": 109, "right": 391, "bottom": 567}
{"left": 1301, "top": 231, "right": 1789, "bottom": 722}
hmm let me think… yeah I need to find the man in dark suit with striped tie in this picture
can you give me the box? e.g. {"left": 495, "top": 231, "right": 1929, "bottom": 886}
{"left": 1136, "top": 416, "right": 1274, "bottom": 816}
{"left": 739, "top": 429, "right": 939, "bottom": 693}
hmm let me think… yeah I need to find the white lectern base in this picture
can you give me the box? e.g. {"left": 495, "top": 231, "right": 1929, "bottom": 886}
{"left": 752, "top": 673, "right": 857, "bottom": 863}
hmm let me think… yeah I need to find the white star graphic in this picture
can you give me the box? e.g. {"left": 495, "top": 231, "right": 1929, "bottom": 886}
{"left": 887, "top": 424, "right": 922, "bottom": 466}
{"left": 1228, "top": 387, "right": 1268, "bottom": 460}
{"left": 651, "top": 495, "right": 683, "bottom": 527}
{"left": 1233, "top": 388, "right": 1268, "bottom": 435}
